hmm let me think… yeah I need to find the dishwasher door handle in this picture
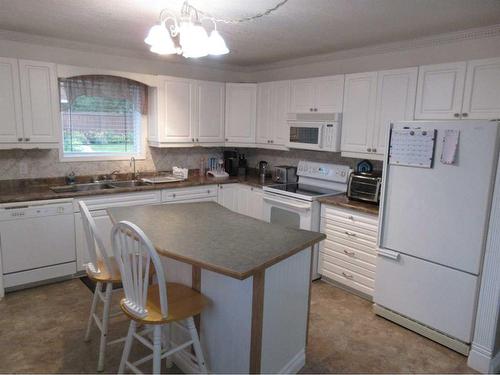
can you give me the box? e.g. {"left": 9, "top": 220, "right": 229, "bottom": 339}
{"left": 263, "top": 195, "right": 311, "bottom": 211}
{"left": 378, "top": 248, "right": 400, "bottom": 261}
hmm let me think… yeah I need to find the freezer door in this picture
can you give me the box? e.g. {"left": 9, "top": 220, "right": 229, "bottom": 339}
{"left": 374, "top": 251, "right": 478, "bottom": 343}
{"left": 380, "top": 120, "right": 499, "bottom": 274}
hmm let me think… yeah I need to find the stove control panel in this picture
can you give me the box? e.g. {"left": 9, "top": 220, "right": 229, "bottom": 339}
{"left": 297, "top": 161, "right": 351, "bottom": 183}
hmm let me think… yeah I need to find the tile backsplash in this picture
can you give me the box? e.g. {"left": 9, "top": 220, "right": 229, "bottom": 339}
{"left": 0, "top": 146, "right": 382, "bottom": 181}
{"left": 0, "top": 147, "right": 224, "bottom": 181}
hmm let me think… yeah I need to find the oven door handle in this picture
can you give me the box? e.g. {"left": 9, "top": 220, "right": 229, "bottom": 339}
{"left": 263, "top": 195, "right": 311, "bottom": 211}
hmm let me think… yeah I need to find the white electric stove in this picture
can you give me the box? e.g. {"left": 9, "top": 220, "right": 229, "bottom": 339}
{"left": 263, "top": 161, "right": 351, "bottom": 279}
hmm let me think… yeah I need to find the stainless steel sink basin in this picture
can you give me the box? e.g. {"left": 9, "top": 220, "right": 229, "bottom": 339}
{"left": 50, "top": 182, "right": 115, "bottom": 193}
{"left": 108, "top": 180, "right": 150, "bottom": 188}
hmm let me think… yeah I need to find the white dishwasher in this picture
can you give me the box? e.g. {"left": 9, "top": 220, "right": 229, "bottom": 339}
{"left": 0, "top": 199, "right": 76, "bottom": 290}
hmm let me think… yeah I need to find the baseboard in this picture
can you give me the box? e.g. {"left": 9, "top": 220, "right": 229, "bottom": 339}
{"left": 491, "top": 350, "right": 500, "bottom": 373}
{"left": 468, "top": 343, "right": 494, "bottom": 373}
{"left": 279, "top": 349, "right": 305, "bottom": 374}
{"left": 373, "top": 304, "right": 470, "bottom": 355}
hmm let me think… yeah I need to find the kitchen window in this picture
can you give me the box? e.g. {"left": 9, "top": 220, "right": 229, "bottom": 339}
{"left": 59, "top": 75, "right": 147, "bottom": 160}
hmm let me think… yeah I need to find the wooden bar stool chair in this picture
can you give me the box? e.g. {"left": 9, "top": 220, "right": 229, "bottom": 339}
{"left": 80, "top": 201, "right": 127, "bottom": 372}
{"left": 111, "top": 221, "right": 209, "bottom": 374}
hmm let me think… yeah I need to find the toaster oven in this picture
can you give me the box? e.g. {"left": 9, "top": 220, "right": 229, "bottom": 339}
{"left": 347, "top": 171, "right": 382, "bottom": 204}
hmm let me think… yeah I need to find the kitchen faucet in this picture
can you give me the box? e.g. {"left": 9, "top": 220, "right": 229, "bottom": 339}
{"left": 130, "top": 157, "right": 137, "bottom": 180}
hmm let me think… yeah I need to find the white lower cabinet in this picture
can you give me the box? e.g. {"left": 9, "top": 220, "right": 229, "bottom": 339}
{"left": 320, "top": 205, "right": 379, "bottom": 297}
{"left": 217, "top": 183, "right": 264, "bottom": 220}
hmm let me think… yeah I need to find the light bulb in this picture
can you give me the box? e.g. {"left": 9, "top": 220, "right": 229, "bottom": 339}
{"left": 145, "top": 23, "right": 169, "bottom": 46}
{"left": 208, "top": 29, "right": 229, "bottom": 55}
{"left": 179, "top": 21, "right": 209, "bottom": 58}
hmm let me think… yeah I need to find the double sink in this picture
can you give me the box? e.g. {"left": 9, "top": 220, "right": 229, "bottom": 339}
{"left": 50, "top": 180, "right": 149, "bottom": 193}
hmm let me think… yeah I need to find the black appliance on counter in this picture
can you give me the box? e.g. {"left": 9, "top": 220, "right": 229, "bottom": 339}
{"left": 347, "top": 171, "right": 382, "bottom": 204}
{"left": 224, "top": 150, "right": 246, "bottom": 177}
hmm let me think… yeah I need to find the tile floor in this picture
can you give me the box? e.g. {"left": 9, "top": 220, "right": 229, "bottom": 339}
{"left": 0, "top": 278, "right": 474, "bottom": 373}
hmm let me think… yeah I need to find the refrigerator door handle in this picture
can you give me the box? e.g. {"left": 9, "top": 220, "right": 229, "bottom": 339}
{"left": 378, "top": 248, "right": 400, "bottom": 261}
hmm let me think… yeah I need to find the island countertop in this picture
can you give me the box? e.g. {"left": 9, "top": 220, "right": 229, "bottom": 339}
{"left": 108, "top": 202, "right": 325, "bottom": 280}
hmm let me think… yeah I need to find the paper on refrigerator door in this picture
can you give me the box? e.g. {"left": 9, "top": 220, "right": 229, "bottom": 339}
{"left": 440, "top": 129, "right": 460, "bottom": 165}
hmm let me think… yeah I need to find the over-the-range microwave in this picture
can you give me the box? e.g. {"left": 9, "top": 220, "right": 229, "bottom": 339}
{"left": 286, "top": 113, "right": 342, "bottom": 151}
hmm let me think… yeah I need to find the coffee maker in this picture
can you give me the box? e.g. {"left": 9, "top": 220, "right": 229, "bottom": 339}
{"left": 223, "top": 150, "right": 239, "bottom": 176}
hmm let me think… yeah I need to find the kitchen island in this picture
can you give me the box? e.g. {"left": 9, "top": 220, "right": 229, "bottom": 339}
{"left": 108, "top": 202, "right": 325, "bottom": 374}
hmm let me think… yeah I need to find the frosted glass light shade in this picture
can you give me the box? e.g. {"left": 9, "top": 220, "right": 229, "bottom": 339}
{"left": 145, "top": 23, "right": 169, "bottom": 46}
{"left": 208, "top": 29, "right": 229, "bottom": 55}
{"left": 180, "top": 21, "right": 209, "bottom": 58}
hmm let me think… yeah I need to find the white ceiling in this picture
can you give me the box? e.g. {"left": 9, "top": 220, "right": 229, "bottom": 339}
{"left": 1, "top": 0, "right": 500, "bottom": 67}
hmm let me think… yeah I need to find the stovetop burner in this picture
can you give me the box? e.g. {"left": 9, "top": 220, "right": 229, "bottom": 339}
{"left": 264, "top": 183, "right": 344, "bottom": 200}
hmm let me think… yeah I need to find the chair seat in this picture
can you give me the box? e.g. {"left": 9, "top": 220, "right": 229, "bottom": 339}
{"left": 120, "top": 283, "right": 209, "bottom": 325}
{"left": 86, "top": 256, "right": 155, "bottom": 283}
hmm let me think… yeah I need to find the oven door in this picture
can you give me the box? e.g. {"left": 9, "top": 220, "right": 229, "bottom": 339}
{"left": 287, "top": 122, "right": 323, "bottom": 151}
{"left": 262, "top": 192, "right": 313, "bottom": 229}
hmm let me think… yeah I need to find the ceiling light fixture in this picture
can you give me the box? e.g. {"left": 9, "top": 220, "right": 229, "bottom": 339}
{"left": 145, "top": 0, "right": 289, "bottom": 59}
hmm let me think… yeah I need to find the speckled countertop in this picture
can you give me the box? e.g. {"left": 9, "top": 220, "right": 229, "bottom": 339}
{"left": 108, "top": 202, "right": 325, "bottom": 280}
{"left": 0, "top": 172, "right": 275, "bottom": 204}
{"left": 318, "top": 194, "right": 379, "bottom": 215}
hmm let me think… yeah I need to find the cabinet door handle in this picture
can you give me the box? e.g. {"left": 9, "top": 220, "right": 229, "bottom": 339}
{"left": 348, "top": 215, "right": 354, "bottom": 221}
{"left": 172, "top": 193, "right": 176, "bottom": 198}
{"left": 367, "top": 148, "right": 372, "bottom": 152}
{"left": 207, "top": 190, "right": 210, "bottom": 194}
{"left": 454, "top": 113, "right": 460, "bottom": 118}
{"left": 345, "top": 231, "right": 357, "bottom": 237}
{"left": 342, "top": 272, "right": 354, "bottom": 279}
{"left": 314, "top": 108, "right": 318, "bottom": 112}
{"left": 25, "top": 138, "right": 30, "bottom": 142}
{"left": 462, "top": 113, "right": 468, "bottom": 118}
{"left": 372, "top": 148, "right": 377, "bottom": 153}
{"left": 270, "top": 140, "right": 274, "bottom": 144}
{"left": 220, "top": 185, "right": 223, "bottom": 189}
{"left": 343, "top": 249, "right": 356, "bottom": 257}
{"left": 192, "top": 138, "right": 195, "bottom": 142}
{"left": 18, "top": 137, "right": 23, "bottom": 142}
{"left": 196, "top": 138, "right": 199, "bottom": 142}
{"left": 225, "top": 138, "right": 228, "bottom": 141}
{"left": 310, "top": 108, "right": 313, "bottom": 112}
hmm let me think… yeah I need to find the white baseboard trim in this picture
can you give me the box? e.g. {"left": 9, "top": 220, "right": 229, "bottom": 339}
{"left": 279, "top": 349, "right": 306, "bottom": 374}
{"left": 491, "top": 350, "right": 500, "bottom": 373}
{"left": 172, "top": 349, "right": 199, "bottom": 374}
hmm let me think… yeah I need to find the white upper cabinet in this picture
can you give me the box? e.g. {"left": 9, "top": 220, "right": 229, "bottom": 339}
{"left": 256, "top": 82, "right": 273, "bottom": 145}
{"left": 341, "top": 72, "right": 378, "bottom": 155}
{"left": 372, "top": 67, "right": 418, "bottom": 153}
{"left": 342, "top": 68, "right": 417, "bottom": 159}
{"left": 163, "top": 77, "right": 196, "bottom": 143}
{"left": 414, "top": 62, "right": 467, "bottom": 119}
{"left": 256, "top": 80, "right": 290, "bottom": 146}
{"left": 149, "top": 78, "right": 225, "bottom": 146}
{"left": 196, "top": 81, "right": 225, "bottom": 143}
{"left": 462, "top": 57, "right": 500, "bottom": 120}
{"left": 0, "top": 57, "right": 23, "bottom": 143}
{"left": 225, "top": 83, "right": 256, "bottom": 144}
{"left": 416, "top": 58, "right": 500, "bottom": 120}
{"left": 272, "top": 80, "right": 291, "bottom": 145}
{"left": 18, "top": 60, "right": 60, "bottom": 144}
{"left": 290, "top": 75, "right": 344, "bottom": 113}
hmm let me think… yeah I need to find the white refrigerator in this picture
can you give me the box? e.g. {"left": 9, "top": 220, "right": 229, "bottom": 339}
{"left": 374, "top": 120, "right": 500, "bottom": 354}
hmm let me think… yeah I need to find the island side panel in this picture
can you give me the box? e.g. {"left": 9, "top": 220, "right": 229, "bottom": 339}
{"left": 260, "top": 248, "right": 312, "bottom": 373}
{"left": 200, "top": 269, "right": 253, "bottom": 373}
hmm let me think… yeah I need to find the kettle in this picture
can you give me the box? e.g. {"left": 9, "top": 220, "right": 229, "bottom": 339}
{"left": 258, "top": 161, "right": 269, "bottom": 178}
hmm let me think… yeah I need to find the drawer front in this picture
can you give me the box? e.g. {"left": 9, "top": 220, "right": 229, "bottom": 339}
{"left": 324, "top": 226, "right": 377, "bottom": 250}
{"left": 321, "top": 238, "right": 376, "bottom": 269}
{"left": 322, "top": 205, "right": 378, "bottom": 226}
{"left": 323, "top": 217, "right": 377, "bottom": 240}
{"left": 74, "top": 191, "right": 161, "bottom": 211}
{"left": 162, "top": 185, "right": 217, "bottom": 202}
{"left": 320, "top": 255, "right": 374, "bottom": 296}
{"left": 321, "top": 252, "right": 375, "bottom": 281}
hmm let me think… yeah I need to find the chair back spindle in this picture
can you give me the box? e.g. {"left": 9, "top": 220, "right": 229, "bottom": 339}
{"left": 79, "top": 201, "right": 113, "bottom": 275}
{"left": 111, "top": 221, "right": 168, "bottom": 319}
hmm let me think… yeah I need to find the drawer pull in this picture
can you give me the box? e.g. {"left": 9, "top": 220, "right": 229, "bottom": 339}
{"left": 344, "top": 231, "right": 357, "bottom": 237}
{"left": 343, "top": 249, "right": 355, "bottom": 257}
{"left": 342, "top": 272, "right": 354, "bottom": 279}
{"left": 348, "top": 215, "right": 354, "bottom": 221}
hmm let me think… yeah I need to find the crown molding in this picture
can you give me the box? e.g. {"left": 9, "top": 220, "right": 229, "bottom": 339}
{"left": 245, "top": 23, "right": 500, "bottom": 72}
{"left": 0, "top": 29, "right": 247, "bottom": 73}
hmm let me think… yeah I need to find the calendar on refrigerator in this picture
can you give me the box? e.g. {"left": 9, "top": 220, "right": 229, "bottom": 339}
{"left": 389, "top": 128, "right": 436, "bottom": 168}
